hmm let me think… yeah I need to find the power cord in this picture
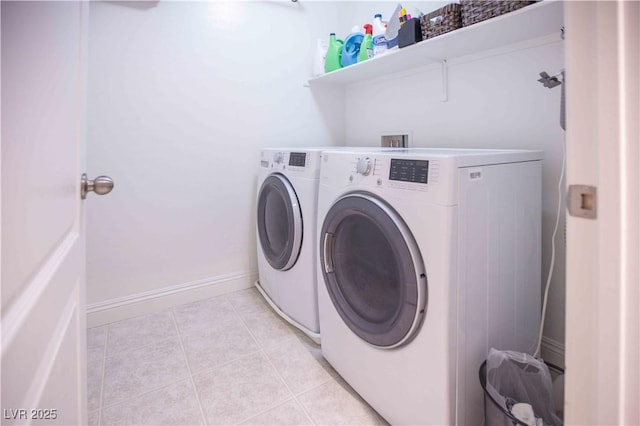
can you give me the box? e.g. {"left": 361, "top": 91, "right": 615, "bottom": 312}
{"left": 534, "top": 131, "right": 566, "bottom": 359}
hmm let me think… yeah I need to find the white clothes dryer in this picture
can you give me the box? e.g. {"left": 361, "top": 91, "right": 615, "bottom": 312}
{"left": 256, "top": 148, "right": 323, "bottom": 342}
{"left": 256, "top": 147, "right": 402, "bottom": 342}
{"left": 316, "top": 148, "right": 543, "bottom": 425}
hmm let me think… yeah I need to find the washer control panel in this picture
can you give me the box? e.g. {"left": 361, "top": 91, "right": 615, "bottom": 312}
{"left": 344, "top": 156, "right": 440, "bottom": 192}
{"left": 389, "top": 159, "right": 429, "bottom": 184}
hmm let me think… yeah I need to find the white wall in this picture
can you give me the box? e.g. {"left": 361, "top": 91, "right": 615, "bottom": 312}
{"left": 86, "top": 1, "right": 350, "bottom": 324}
{"left": 337, "top": 3, "right": 566, "bottom": 364}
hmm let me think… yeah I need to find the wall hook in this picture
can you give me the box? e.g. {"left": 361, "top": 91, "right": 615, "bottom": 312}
{"left": 538, "top": 69, "right": 566, "bottom": 130}
{"left": 537, "top": 71, "right": 563, "bottom": 89}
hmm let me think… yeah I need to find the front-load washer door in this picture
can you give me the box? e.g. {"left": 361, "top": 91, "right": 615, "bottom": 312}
{"left": 320, "top": 192, "right": 427, "bottom": 348}
{"left": 257, "top": 174, "right": 303, "bottom": 271}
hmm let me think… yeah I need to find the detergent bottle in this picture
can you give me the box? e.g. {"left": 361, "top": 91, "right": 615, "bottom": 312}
{"left": 341, "top": 26, "right": 364, "bottom": 67}
{"left": 372, "top": 14, "right": 388, "bottom": 56}
{"left": 325, "top": 33, "right": 344, "bottom": 73}
{"left": 357, "top": 24, "right": 374, "bottom": 62}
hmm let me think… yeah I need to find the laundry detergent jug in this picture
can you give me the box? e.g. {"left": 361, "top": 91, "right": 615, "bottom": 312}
{"left": 324, "top": 33, "right": 344, "bottom": 73}
{"left": 341, "top": 31, "right": 364, "bottom": 67}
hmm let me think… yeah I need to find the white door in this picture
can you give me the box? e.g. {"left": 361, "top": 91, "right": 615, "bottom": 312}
{"left": 1, "top": 2, "right": 95, "bottom": 424}
{"left": 564, "top": 1, "right": 639, "bottom": 424}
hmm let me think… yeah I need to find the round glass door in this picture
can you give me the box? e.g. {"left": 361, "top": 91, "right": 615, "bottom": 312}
{"left": 257, "top": 174, "right": 303, "bottom": 271}
{"left": 320, "top": 193, "right": 427, "bottom": 348}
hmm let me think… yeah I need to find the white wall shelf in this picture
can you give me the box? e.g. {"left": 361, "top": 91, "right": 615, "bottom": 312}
{"left": 308, "top": 0, "right": 563, "bottom": 86}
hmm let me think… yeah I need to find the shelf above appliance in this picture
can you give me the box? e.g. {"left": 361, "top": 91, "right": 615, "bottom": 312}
{"left": 307, "top": 1, "right": 563, "bottom": 87}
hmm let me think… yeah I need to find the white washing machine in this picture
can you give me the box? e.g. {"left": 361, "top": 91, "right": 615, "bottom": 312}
{"left": 256, "top": 148, "right": 323, "bottom": 342}
{"left": 316, "top": 148, "right": 543, "bottom": 425}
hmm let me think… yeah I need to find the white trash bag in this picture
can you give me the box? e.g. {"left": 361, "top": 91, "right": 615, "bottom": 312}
{"left": 484, "top": 348, "right": 563, "bottom": 426}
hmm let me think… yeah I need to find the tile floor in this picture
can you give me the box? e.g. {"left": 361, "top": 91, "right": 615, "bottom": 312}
{"left": 87, "top": 288, "right": 388, "bottom": 425}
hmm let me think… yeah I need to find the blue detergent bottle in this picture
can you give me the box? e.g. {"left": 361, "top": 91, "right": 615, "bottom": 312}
{"left": 341, "top": 27, "right": 364, "bottom": 67}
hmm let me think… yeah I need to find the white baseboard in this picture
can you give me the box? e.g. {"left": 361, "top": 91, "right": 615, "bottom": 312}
{"left": 86, "top": 270, "right": 257, "bottom": 328}
{"left": 541, "top": 336, "right": 565, "bottom": 370}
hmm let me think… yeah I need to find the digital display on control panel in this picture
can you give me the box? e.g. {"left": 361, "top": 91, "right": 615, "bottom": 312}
{"left": 289, "top": 152, "right": 306, "bottom": 167}
{"left": 389, "top": 159, "right": 429, "bottom": 184}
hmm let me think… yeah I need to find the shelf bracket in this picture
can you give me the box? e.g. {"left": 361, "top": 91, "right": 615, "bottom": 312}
{"left": 441, "top": 60, "right": 448, "bottom": 102}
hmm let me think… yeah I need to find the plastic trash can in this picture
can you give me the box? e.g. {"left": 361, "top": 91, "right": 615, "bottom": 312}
{"left": 479, "top": 349, "right": 563, "bottom": 426}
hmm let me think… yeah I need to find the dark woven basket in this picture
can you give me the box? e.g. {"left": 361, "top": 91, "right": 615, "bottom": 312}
{"left": 461, "top": 0, "right": 537, "bottom": 27}
{"left": 420, "top": 3, "right": 462, "bottom": 40}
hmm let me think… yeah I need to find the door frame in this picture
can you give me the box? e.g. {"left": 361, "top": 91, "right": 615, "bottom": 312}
{"left": 564, "top": 1, "right": 639, "bottom": 424}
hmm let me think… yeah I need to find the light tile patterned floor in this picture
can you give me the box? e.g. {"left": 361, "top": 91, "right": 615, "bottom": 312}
{"left": 87, "top": 288, "right": 388, "bottom": 425}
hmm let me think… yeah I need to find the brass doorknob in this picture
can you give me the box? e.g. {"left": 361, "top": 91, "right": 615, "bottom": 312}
{"left": 81, "top": 173, "right": 114, "bottom": 199}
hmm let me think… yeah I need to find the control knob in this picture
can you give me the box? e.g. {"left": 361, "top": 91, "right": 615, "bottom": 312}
{"left": 356, "top": 157, "right": 372, "bottom": 176}
{"left": 273, "top": 152, "right": 284, "bottom": 164}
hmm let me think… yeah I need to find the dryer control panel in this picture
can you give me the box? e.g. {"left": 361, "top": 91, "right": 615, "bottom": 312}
{"left": 288, "top": 152, "right": 307, "bottom": 167}
{"left": 260, "top": 149, "right": 322, "bottom": 179}
{"left": 262, "top": 151, "right": 308, "bottom": 170}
